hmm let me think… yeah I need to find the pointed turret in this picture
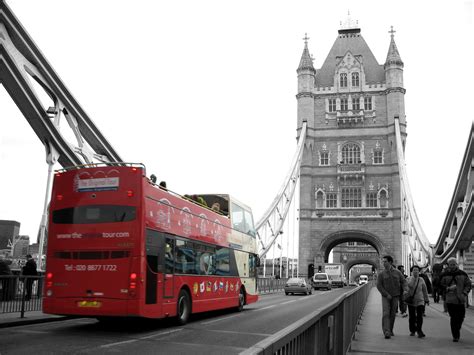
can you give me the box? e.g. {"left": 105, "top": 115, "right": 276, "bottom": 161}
{"left": 297, "top": 33, "right": 316, "bottom": 130}
{"left": 297, "top": 37, "right": 316, "bottom": 74}
{"left": 297, "top": 33, "right": 316, "bottom": 93}
{"left": 384, "top": 28, "right": 404, "bottom": 69}
{"left": 384, "top": 26, "right": 406, "bottom": 127}
{"left": 384, "top": 26, "right": 404, "bottom": 88}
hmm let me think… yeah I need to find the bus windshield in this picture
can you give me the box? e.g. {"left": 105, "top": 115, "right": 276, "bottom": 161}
{"left": 231, "top": 202, "right": 256, "bottom": 237}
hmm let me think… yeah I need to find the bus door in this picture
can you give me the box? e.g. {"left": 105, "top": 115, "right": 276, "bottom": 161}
{"left": 162, "top": 237, "right": 174, "bottom": 298}
{"left": 145, "top": 229, "right": 160, "bottom": 305}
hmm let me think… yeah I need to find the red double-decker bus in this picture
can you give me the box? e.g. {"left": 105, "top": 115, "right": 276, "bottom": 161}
{"left": 43, "top": 163, "right": 258, "bottom": 324}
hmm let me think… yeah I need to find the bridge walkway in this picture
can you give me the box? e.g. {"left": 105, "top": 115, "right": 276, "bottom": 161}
{"left": 349, "top": 287, "right": 474, "bottom": 354}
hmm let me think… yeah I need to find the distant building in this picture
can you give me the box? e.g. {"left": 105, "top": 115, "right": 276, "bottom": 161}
{"left": 12, "top": 235, "right": 29, "bottom": 257}
{"left": 28, "top": 243, "right": 41, "bottom": 257}
{"left": 0, "top": 220, "right": 20, "bottom": 250}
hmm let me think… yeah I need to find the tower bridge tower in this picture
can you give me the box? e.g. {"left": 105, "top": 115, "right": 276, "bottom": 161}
{"left": 297, "top": 22, "right": 407, "bottom": 276}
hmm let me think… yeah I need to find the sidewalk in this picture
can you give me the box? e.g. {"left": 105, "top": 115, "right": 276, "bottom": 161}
{"left": 0, "top": 310, "right": 70, "bottom": 328}
{"left": 349, "top": 287, "right": 474, "bottom": 354}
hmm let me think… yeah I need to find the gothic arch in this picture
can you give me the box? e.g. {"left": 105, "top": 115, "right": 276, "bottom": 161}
{"left": 346, "top": 258, "right": 379, "bottom": 273}
{"left": 318, "top": 230, "right": 385, "bottom": 262}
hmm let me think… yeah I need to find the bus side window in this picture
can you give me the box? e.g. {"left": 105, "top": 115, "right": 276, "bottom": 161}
{"left": 165, "top": 238, "right": 174, "bottom": 274}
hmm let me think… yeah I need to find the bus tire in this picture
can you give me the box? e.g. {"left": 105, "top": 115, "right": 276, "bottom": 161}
{"left": 236, "top": 288, "right": 245, "bottom": 312}
{"left": 176, "top": 289, "right": 191, "bottom": 325}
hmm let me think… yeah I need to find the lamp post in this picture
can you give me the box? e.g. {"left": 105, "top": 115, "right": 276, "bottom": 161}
{"left": 37, "top": 143, "right": 59, "bottom": 271}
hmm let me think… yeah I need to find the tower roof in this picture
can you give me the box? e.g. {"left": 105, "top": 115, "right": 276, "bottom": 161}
{"left": 297, "top": 33, "right": 316, "bottom": 73}
{"left": 384, "top": 26, "right": 404, "bottom": 68}
{"left": 315, "top": 28, "right": 385, "bottom": 87}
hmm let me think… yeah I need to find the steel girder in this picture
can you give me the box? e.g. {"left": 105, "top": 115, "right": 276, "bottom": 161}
{"left": 394, "top": 117, "right": 432, "bottom": 268}
{"left": 0, "top": 1, "right": 123, "bottom": 167}
{"left": 432, "top": 124, "right": 474, "bottom": 263}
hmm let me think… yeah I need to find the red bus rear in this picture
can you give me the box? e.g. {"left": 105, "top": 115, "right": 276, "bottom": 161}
{"left": 43, "top": 163, "right": 258, "bottom": 323}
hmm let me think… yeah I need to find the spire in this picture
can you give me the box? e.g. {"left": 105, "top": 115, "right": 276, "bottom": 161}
{"left": 297, "top": 33, "right": 315, "bottom": 73}
{"left": 340, "top": 10, "right": 359, "bottom": 31}
{"left": 384, "top": 26, "right": 404, "bottom": 68}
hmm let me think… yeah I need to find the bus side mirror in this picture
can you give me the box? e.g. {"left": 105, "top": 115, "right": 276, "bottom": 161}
{"left": 255, "top": 256, "right": 261, "bottom": 267}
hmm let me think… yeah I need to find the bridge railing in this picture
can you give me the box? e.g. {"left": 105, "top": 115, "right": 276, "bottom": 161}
{"left": 0, "top": 275, "right": 43, "bottom": 317}
{"left": 257, "top": 278, "right": 288, "bottom": 294}
{"left": 241, "top": 283, "right": 373, "bottom": 355}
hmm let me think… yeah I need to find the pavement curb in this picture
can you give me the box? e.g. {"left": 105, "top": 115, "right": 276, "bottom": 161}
{"left": 0, "top": 315, "right": 74, "bottom": 329}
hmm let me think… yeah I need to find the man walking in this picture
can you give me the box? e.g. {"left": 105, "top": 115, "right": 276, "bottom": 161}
{"left": 440, "top": 257, "right": 471, "bottom": 342}
{"left": 377, "top": 255, "right": 408, "bottom": 339}
{"left": 22, "top": 254, "right": 38, "bottom": 300}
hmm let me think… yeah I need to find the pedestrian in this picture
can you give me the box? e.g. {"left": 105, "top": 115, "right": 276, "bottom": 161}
{"left": 432, "top": 263, "right": 444, "bottom": 303}
{"left": 439, "top": 257, "right": 472, "bottom": 342}
{"left": 22, "top": 254, "right": 38, "bottom": 300}
{"left": 376, "top": 255, "right": 408, "bottom": 339}
{"left": 405, "top": 265, "right": 429, "bottom": 338}
{"left": 419, "top": 270, "right": 432, "bottom": 316}
{"left": 441, "top": 263, "right": 449, "bottom": 312}
{"left": 0, "top": 255, "right": 12, "bottom": 301}
{"left": 397, "top": 265, "right": 408, "bottom": 317}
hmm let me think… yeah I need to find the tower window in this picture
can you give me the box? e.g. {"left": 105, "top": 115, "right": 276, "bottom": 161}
{"left": 341, "top": 143, "right": 360, "bottom": 164}
{"left": 341, "top": 187, "right": 361, "bottom": 208}
{"left": 352, "top": 97, "right": 360, "bottom": 111}
{"left": 320, "top": 151, "right": 329, "bottom": 166}
{"left": 326, "top": 193, "right": 337, "bottom": 208}
{"left": 340, "top": 73, "right": 348, "bottom": 88}
{"left": 328, "top": 99, "right": 336, "bottom": 112}
{"left": 366, "top": 192, "right": 377, "bottom": 207}
{"left": 340, "top": 98, "right": 348, "bottom": 111}
{"left": 364, "top": 96, "right": 372, "bottom": 110}
{"left": 373, "top": 150, "right": 383, "bottom": 164}
{"left": 351, "top": 72, "right": 359, "bottom": 87}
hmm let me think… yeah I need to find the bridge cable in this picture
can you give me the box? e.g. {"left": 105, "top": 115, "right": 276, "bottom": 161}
{"left": 256, "top": 121, "right": 307, "bottom": 258}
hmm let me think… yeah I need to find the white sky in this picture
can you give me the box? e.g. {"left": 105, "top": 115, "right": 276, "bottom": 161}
{"left": 0, "top": 0, "right": 473, "bottom": 248}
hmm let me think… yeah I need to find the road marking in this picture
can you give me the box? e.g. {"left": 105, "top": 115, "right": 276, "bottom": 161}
{"left": 200, "top": 314, "right": 240, "bottom": 325}
{"left": 255, "top": 304, "right": 276, "bottom": 311}
{"left": 139, "top": 328, "right": 183, "bottom": 340}
{"left": 280, "top": 299, "right": 298, "bottom": 305}
{"left": 100, "top": 339, "right": 138, "bottom": 348}
{"left": 99, "top": 329, "right": 183, "bottom": 348}
{"left": 203, "top": 329, "right": 271, "bottom": 337}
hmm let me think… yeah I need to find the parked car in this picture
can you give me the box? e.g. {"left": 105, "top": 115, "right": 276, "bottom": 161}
{"left": 359, "top": 275, "right": 369, "bottom": 285}
{"left": 284, "top": 277, "right": 312, "bottom": 295}
{"left": 312, "top": 272, "right": 332, "bottom": 290}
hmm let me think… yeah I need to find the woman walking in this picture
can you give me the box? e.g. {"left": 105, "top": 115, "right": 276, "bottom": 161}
{"left": 440, "top": 257, "right": 472, "bottom": 342}
{"left": 406, "top": 265, "right": 429, "bottom": 338}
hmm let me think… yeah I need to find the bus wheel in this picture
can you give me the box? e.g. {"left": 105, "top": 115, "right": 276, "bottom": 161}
{"left": 236, "top": 288, "right": 245, "bottom": 312}
{"left": 176, "top": 289, "right": 191, "bottom": 325}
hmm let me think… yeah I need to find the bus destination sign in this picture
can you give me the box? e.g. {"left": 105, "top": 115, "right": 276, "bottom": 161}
{"left": 77, "top": 177, "right": 120, "bottom": 192}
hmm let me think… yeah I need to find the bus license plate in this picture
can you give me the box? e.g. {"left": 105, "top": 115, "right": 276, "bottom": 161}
{"left": 77, "top": 300, "right": 102, "bottom": 308}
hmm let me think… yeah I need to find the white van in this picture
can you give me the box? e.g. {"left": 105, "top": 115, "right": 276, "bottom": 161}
{"left": 359, "top": 275, "right": 369, "bottom": 285}
{"left": 312, "top": 272, "right": 332, "bottom": 290}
